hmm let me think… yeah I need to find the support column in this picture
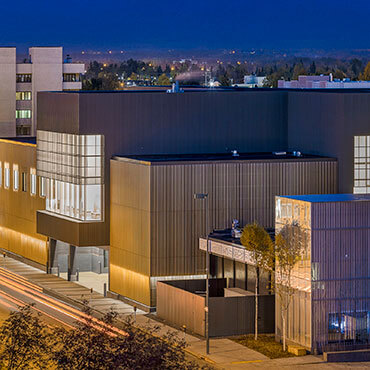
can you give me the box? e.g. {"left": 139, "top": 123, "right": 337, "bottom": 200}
{"left": 245, "top": 263, "right": 248, "bottom": 291}
{"left": 67, "top": 245, "right": 77, "bottom": 281}
{"left": 48, "top": 239, "right": 57, "bottom": 274}
{"left": 233, "top": 260, "right": 236, "bottom": 288}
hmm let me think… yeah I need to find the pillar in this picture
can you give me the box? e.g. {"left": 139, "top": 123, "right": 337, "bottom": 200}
{"left": 67, "top": 244, "right": 77, "bottom": 281}
{"left": 48, "top": 238, "right": 58, "bottom": 274}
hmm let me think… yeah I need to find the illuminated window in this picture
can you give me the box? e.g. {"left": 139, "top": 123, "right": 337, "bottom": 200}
{"left": 63, "top": 73, "right": 81, "bottom": 82}
{"left": 4, "top": 163, "right": 10, "bottom": 189}
{"left": 30, "top": 168, "right": 36, "bottom": 196}
{"left": 16, "top": 74, "right": 32, "bottom": 83}
{"left": 37, "top": 131, "right": 104, "bottom": 221}
{"left": 16, "top": 91, "right": 32, "bottom": 101}
{"left": 21, "top": 172, "right": 27, "bottom": 192}
{"left": 39, "top": 177, "right": 46, "bottom": 197}
{"left": 16, "top": 110, "right": 32, "bottom": 119}
{"left": 13, "top": 165, "right": 19, "bottom": 191}
{"left": 354, "top": 135, "right": 370, "bottom": 194}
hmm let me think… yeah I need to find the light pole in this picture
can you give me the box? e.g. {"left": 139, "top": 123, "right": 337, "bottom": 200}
{"left": 194, "top": 192, "right": 210, "bottom": 354}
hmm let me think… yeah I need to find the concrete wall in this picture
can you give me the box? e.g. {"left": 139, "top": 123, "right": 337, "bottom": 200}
{"left": 30, "top": 47, "right": 63, "bottom": 136}
{"left": 0, "top": 48, "right": 16, "bottom": 137}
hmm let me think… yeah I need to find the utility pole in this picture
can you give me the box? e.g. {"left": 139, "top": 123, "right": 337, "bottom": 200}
{"left": 194, "top": 193, "right": 210, "bottom": 354}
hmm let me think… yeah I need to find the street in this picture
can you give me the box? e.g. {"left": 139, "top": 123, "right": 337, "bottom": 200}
{"left": 0, "top": 266, "right": 125, "bottom": 337}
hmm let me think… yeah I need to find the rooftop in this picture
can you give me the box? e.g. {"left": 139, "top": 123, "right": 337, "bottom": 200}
{"left": 281, "top": 194, "right": 370, "bottom": 203}
{"left": 114, "top": 151, "right": 335, "bottom": 164}
{"left": 208, "top": 228, "right": 275, "bottom": 246}
{"left": 48, "top": 86, "right": 370, "bottom": 94}
{"left": 0, "top": 137, "right": 36, "bottom": 145}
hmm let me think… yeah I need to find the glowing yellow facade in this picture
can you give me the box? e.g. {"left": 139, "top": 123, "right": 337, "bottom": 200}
{"left": 0, "top": 139, "right": 47, "bottom": 266}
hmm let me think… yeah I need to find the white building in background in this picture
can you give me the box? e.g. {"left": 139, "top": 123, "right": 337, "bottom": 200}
{"left": 354, "top": 135, "right": 370, "bottom": 194}
{"left": 0, "top": 47, "right": 84, "bottom": 137}
{"left": 278, "top": 74, "right": 370, "bottom": 89}
{"left": 233, "top": 75, "right": 266, "bottom": 88}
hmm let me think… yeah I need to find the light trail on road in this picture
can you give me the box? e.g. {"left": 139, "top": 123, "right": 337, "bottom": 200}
{"left": 0, "top": 267, "right": 127, "bottom": 336}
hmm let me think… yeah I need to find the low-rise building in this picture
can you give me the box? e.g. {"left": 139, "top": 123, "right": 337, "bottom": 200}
{"left": 278, "top": 74, "right": 370, "bottom": 89}
{"left": 111, "top": 153, "right": 336, "bottom": 309}
{"left": 234, "top": 75, "right": 266, "bottom": 88}
{"left": 275, "top": 194, "right": 370, "bottom": 353}
{"left": 0, "top": 47, "right": 84, "bottom": 137}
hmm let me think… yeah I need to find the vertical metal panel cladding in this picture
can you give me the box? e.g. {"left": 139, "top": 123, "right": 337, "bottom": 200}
{"left": 109, "top": 159, "right": 151, "bottom": 307}
{"left": 150, "top": 159, "right": 337, "bottom": 278}
{"left": 77, "top": 90, "right": 288, "bottom": 153}
{"left": 287, "top": 91, "right": 370, "bottom": 193}
{"left": 311, "top": 200, "right": 370, "bottom": 353}
{"left": 0, "top": 140, "right": 48, "bottom": 265}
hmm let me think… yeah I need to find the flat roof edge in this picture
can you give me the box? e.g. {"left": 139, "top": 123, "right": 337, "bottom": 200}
{"left": 0, "top": 138, "right": 36, "bottom": 148}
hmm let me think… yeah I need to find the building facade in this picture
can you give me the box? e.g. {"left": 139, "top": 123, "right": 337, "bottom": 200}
{"left": 0, "top": 47, "right": 84, "bottom": 137}
{"left": 110, "top": 153, "right": 337, "bottom": 308}
{"left": 275, "top": 194, "right": 370, "bottom": 353}
{"left": 278, "top": 75, "right": 370, "bottom": 89}
{"left": 354, "top": 135, "right": 370, "bottom": 194}
{"left": 0, "top": 89, "right": 367, "bottom": 312}
{"left": 0, "top": 138, "right": 47, "bottom": 267}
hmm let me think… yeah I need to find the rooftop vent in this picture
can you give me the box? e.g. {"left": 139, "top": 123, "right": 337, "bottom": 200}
{"left": 64, "top": 54, "right": 72, "bottom": 63}
{"left": 231, "top": 219, "right": 241, "bottom": 238}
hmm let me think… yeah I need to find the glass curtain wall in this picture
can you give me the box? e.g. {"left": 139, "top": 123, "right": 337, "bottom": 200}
{"left": 354, "top": 135, "right": 370, "bottom": 194}
{"left": 37, "top": 131, "right": 104, "bottom": 221}
{"left": 275, "top": 197, "right": 312, "bottom": 349}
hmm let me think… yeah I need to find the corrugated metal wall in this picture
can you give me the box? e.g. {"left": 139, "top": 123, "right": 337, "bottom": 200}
{"left": 150, "top": 159, "right": 338, "bottom": 278}
{"left": 311, "top": 200, "right": 370, "bottom": 352}
{"left": 287, "top": 91, "right": 370, "bottom": 193}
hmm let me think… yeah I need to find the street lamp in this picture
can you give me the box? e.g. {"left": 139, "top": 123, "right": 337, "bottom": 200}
{"left": 193, "top": 193, "right": 210, "bottom": 355}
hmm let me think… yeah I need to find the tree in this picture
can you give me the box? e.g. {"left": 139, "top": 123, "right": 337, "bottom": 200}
{"left": 309, "top": 61, "right": 316, "bottom": 75}
{"left": 292, "top": 62, "right": 307, "bottom": 80}
{"left": 0, "top": 305, "right": 52, "bottom": 369}
{"left": 241, "top": 223, "right": 274, "bottom": 340}
{"left": 274, "top": 223, "right": 306, "bottom": 351}
{"left": 156, "top": 73, "right": 171, "bottom": 86}
{"left": 51, "top": 306, "right": 205, "bottom": 369}
{"left": 350, "top": 58, "right": 363, "bottom": 79}
{"left": 97, "top": 72, "right": 119, "bottom": 90}
{"left": 360, "top": 61, "right": 370, "bottom": 80}
{"left": 333, "top": 69, "right": 346, "bottom": 80}
{"left": 129, "top": 72, "right": 137, "bottom": 81}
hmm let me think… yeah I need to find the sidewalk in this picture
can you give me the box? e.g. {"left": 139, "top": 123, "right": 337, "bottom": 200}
{"left": 1, "top": 255, "right": 368, "bottom": 369}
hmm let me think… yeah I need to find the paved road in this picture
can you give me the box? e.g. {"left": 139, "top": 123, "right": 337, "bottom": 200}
{"left": 0, "top": 266, "right": 125, "bottom": 337}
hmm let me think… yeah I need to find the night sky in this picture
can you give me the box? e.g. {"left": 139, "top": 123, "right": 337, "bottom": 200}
{"left": 0, "top": 0, "right": 369, "bottom": 51}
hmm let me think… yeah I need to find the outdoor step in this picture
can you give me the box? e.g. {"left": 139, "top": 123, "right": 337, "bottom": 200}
{"left": 288, "top": 345, "right": 307, "bottom": 356}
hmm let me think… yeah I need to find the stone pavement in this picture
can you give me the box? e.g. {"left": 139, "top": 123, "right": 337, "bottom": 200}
{"left": 1, "top": 255, "right": 370, "bottom": 369}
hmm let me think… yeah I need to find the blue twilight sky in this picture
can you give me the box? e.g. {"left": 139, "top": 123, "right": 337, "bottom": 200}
{"left": 0, "top": 0, "right": 369, "bottom": 51}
